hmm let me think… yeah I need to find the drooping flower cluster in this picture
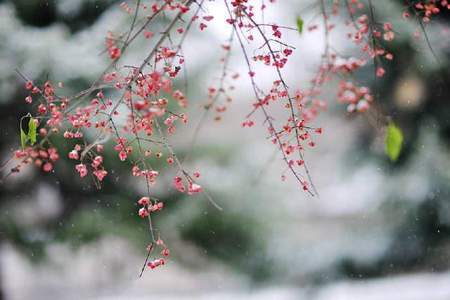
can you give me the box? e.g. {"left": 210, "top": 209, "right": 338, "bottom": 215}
{"left": 337, "top": 81, "right": 373, "bottom": 113}
{"left": 137, "top": 196, "right": 164, "bottom": 218}
{"left": 14, "top": 146, "right": 59, "bottom": 174}
{"left": 146, "top": 238, "right": 170, "bottom": 270}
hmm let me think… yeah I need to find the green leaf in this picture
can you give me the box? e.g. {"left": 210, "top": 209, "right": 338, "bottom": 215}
{"left": 296, "top": 16, "right": 304, "bottom": 34}
{"left": 20, "top": 128, "right": 28, "bottom": 149}
{"left": 28, "top": 117, "right": 37, "bottom": 145}
{"left": 385, "top": 122, "right": 403, "bottom": 162}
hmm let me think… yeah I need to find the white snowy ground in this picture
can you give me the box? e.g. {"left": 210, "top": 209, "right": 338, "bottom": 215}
{"left": 2, "top": 238, "right": 450, "bottom": 300}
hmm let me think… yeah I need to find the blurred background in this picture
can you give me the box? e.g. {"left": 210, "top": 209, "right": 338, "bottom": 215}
{"left": 1, "top": 0, "right": 450, "bottom": 299}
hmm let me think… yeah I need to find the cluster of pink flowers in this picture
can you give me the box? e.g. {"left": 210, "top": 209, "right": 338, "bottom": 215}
{"left": 148, "top": 258, "right": 165, "bottom": 269}
{"left": 75, "top": 163, "right": 88, "bottom": 178}
{"left": 411, "top": 0, "right": 450, "bottom": 22}
{"left": 68, "top": 143, "right": 107, "bottom": 182}
{"left": 146, "top": 238, "right": 170, "bottom": 270}
{"left": 337, "top": 81, "right": 373, "bottom": 113}
{"left": 137, "top": 197, "right": 164, "bottom": 218}
{"left": 173, "top": 176, "right": 203, "bottom": 195}
{"left": 106, "top": 31, "right": 121, "bottom": 60}
{"left": 14, "top": 146, "right": 59, "bottom": 173}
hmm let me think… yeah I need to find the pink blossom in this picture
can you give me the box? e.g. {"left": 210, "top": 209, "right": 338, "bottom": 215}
{"left": 188, "top": 183, "right": 203, "bottom": 195}
{"left": 138, "top": 197, "right": 150, "bottom": 206}
{"left": 93, "top": 169, "right": 107, "bottom": 181}
{"left": 91, "top": 156, "right": 103, "bottom": 168}
{"left": 68, "top": 150, "right": 79, "bottom": 160}
{"left": 138, "top": 207, "right": 149, "bottom": 218}
{"left": 173, "top": 176, "right": 185, "bottom": 192}
{"left": 42, "top": 162, "right": 53, "bottom": 172}
{"left": 119, "top": 150, "right": 127, "bottom": 161}
{"left": 75, "top": 163, "right": 88, "bottom": 178}
{"left": 376, "top": 67, "right": 386, "bottom": 78}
